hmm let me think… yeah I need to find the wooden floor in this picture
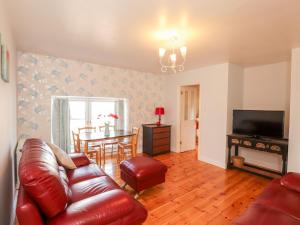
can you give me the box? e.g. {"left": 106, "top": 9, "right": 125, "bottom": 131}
{"left": 103, "top": 150, "right": 270, "bottom": 225}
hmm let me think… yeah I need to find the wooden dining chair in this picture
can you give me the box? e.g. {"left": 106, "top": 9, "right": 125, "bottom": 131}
{"left": 99, "top": 125, "right": 115, "bottom": 131}
{"left": 99, "top": 125, "right": 119, "bottom": 165}
{"left": 86, "top": 145, "right": 101, "bottom": 166}
{"left": 78, "top": 126, "right": 96, "bottom": 133}
{"left": 78, "top": 126, "right": 100, "bottom": 152}
{"left": 72, "top": 131, "right": 81, "bottom": 153}
{"left": 72, "top": 130, "right": 101, "bottom": 165}
{"left": 117, "top": 127, "right": 140, "bottom": 162}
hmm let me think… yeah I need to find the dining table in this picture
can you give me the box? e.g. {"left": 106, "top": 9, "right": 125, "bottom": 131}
{"left": 79, "top": 130, "right": 137, "bottom": 157}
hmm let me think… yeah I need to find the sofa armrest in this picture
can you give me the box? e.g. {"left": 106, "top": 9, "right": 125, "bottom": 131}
{"left": 17, "top": 187, "right": 44, "bottom": 225}
{"left": 281, "top": 172, "right": 300, "bottom": 193}
{"left": 48, "top": 190, "right": 138, "bottom": 225}
{"left": 68, "top": 153, "right": 91, "bottom": 167}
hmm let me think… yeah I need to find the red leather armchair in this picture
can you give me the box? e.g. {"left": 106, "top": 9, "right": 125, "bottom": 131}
{"left": 16, "top": 138, "right": 147, "bottom": 225}
{"left": 232, "top": 172, "right": 300, "bottom": 225}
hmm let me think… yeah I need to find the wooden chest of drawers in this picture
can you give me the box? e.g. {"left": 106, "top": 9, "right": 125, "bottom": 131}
{"left": 142, "top": 124, "right": 171, "bottom": 156}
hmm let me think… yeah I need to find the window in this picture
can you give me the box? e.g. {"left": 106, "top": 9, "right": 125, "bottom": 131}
{"left": 51, "top": 96, "right": 128, "bottom": 152}
{"left": 90, "top": 101, "right": 116, "bottom": 126}
{"left": 69, "top": 97, "right": 128, "bottom": 132}
{"left": 69, "top": 101, "right": 86, "bottom": 133}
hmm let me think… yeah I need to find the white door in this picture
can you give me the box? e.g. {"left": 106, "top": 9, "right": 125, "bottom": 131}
{"left": 180, "top": 86, "right": 199, "bottom": 152}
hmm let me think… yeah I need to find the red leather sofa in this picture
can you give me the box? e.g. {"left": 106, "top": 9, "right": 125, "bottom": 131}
{"left": 16, "top": 138, "right": 147, "bottom": 225}
{"left": 232, "top": 172, "right": 300, "bottom": 225}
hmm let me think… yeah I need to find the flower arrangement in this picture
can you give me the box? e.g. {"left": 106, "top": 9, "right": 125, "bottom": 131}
{"left": 97, "top": 113, "right": 119, "bottom": 135}
{"left": 97, "top": 113, "right": 119, "bottom": 122}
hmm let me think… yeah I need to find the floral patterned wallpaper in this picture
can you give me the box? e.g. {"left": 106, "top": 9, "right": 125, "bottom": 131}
{"left": 17, "top": 52, "right": 166, "bottom": 150}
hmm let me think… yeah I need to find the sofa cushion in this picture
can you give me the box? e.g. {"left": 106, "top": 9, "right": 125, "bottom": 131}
{"left": 58, "top": 167, "right": 72, "bottom": 203}
{"left": 58, "top": 166, "right": 69, "bottom": 184}
{"left": 281, "top": 172, "right": 300, "bottom": 193}
{"left": 19, "top": 139, "right": 68, "bottom": 218}
{"left": 47, "top": 143, "right": 77, "bottom": 169}
{"left": 70, "top": 176, "right": 120, "bottom": 203}
{"left": 107, "top": 200, "right": 148, "bottom": 225}
{"left": 48, "top": 190, "right": 146, "bottom": 225}
{"left": 255, "top": 179, "right": 300, "bottom": 219}
{"left": 69, "top": 153, "right": 91, "bottom": 167}
{"left": 232, "top": 203, "right": 300, "bottom": 225}
{"left": 67, "top": 163, "right": 106, "bottom": 185}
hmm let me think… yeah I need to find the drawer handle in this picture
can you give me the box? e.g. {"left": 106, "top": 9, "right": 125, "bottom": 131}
{"left": 256, "top": 143, "right": 266, "bottom": 149}
{"left": 243, "top": 141, "right": 252, "bottom": 147}
{"left": 231, "top": 139, "right": 239, "bottom": 144}
{"left": 270, "top": 145, "right": 281, "bottom": 151}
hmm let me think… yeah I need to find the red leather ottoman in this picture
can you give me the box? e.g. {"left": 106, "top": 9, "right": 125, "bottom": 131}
{"left": 120, "top": 156, "right": 168, "bottom": 198}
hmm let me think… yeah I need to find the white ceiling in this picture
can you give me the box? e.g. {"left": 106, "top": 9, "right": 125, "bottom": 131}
{"left": 5, "top": 0, "right": 300, "bottom": 73}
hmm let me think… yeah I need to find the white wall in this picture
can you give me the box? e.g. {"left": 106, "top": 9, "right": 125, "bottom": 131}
{"left": 227, "top": 64, "right": 244, "bottom": 134}
{"left": 240, "top": 62, "right": 291, "bottom": 171}
{"left": 243, "top": 62, "right": 291, "bottom": 137}
{"left": 0, "top": 0, "right": 17, "bottom": 224}
{"left": 288, "top": 48, "right": 300, "bottom": 172}
{"left": 164, "top": 61, "right": 291, "bottom": 171}
{"left": 165, "top": 63, "right": 230, "bottom": 168}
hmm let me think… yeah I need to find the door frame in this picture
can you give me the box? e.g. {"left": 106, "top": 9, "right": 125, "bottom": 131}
{"left": 176, "top": 83, "right": 201, "bottom": 156}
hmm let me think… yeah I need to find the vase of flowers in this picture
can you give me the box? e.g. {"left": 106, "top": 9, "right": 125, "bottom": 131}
{"left": 97, "top": 113, "right": 119, "bottom": 136}
{"left": 103, "top": 122, "right": 110, "bottom": 136}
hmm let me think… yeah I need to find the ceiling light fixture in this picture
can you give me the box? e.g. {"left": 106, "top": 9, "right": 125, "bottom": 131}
{"left": 158, "top": 34, "right": 187, "bottom": 73}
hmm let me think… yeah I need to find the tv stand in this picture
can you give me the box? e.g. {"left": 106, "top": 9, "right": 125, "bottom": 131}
{"left": 250, "top": 135, "right": 263, "bottom": 139}
{"left": 227, "top": 134, "right": 288, "bottom": 178}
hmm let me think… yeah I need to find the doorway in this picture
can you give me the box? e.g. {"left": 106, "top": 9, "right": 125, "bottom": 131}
{"left": 180, "top": 85, "right": 200, "bottom": 153}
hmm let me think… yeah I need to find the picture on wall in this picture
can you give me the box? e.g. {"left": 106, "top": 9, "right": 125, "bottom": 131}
{"left": 1, "top": 43, "right": 9, "bottom": 83}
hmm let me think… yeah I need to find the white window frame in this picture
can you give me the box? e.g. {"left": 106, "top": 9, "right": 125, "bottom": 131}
{"left": 67, "top": 96, "right": 128, "bottom": 129}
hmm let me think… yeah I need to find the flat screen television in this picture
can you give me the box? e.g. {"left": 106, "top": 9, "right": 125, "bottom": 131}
{"left": 233, "top": 110, "right": 284, "bottom": 139}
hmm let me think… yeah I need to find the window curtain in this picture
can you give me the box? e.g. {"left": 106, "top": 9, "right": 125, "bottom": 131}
{"left": 51, "top": 97, "right": 71, "bottom": 152}
{"left": 115, "top": 100, "right": 126, "bottom": 130}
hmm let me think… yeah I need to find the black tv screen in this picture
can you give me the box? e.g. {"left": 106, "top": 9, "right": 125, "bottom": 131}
{"left": 233, "top": 110, "right": 284, "bottom": 139}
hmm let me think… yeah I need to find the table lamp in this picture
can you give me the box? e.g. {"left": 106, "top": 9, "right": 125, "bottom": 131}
{"left": 155, "top": 107, "right": 165, "bottom": 126}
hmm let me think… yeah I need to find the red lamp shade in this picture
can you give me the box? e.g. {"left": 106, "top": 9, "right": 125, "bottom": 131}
{"left": 155, "top": 107, "right": 165, "bottom": 126}
{"left": 155, "top": 107, "right": 165, "bottom": 115}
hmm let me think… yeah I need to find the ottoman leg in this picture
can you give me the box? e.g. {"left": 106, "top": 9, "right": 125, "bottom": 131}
{"left": 134, "top": 190, "right": 144, "bottom": 199}
{"left": 121, "top": 183, "right": 127, "bottom": 189}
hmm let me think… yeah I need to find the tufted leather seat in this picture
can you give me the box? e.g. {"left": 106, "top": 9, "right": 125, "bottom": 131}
{"left": 16, "top": 138, "right": 147, "bottom": 225}
{"left": 231, "top": 172, "right": 300, "bottom": 225}
{"left": 120, "top": 156, "right": 168, "bottom": 194}
{"left": 69, "top": 176, "right": 120, "bottom": 202}
{"left": 67, "top": 163, "right": 107, "bottom": 185}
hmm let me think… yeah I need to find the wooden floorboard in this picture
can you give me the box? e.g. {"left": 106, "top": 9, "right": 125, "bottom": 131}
{"left": 103, "top": 150, "right": 270, "bottom": 225}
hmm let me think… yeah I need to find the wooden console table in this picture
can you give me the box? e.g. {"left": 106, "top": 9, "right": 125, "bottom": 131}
{"left": 227, "top": 134, "right": 288, "bottom": 178}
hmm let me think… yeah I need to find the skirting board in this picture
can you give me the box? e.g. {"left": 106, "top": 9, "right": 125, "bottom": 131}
{"left": 199, "top": 155, "right": 226, "bottom": 169}
{"left": 10, "top": 189, "right": 18, "bottom": 225}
